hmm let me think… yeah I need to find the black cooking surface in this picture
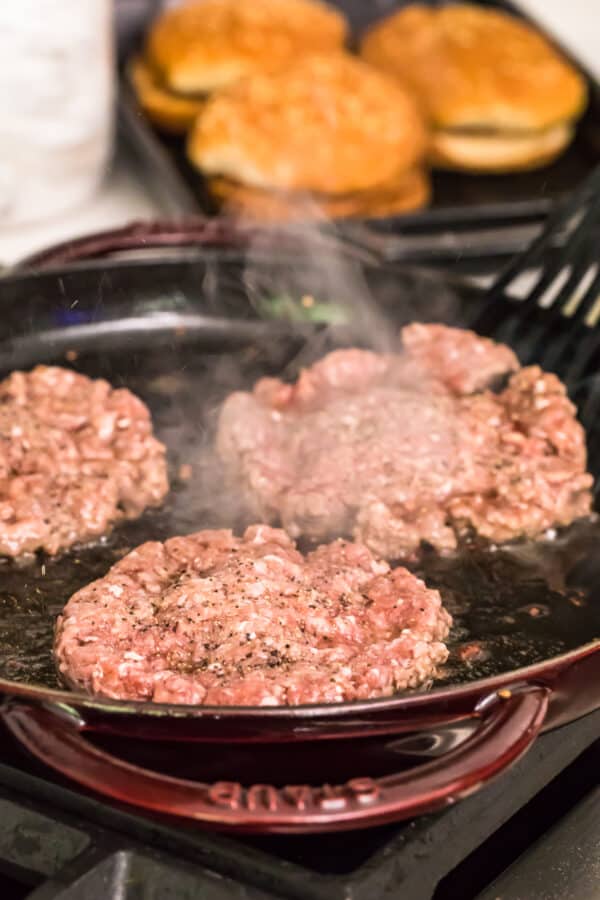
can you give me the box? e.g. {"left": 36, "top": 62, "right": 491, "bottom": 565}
{"left": 0, "top": 254, "right": 599, "bottom": 698}
{"left": 1, "top": 341, "right": 600, "bottom": 695}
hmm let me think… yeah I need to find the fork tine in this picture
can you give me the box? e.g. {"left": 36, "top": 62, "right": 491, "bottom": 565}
{"left": 517, "top": 190, "right": 600, "bottom": 312}
{"left": 543, "top": 251, "right": 598, "bottom": 317}
{"left": 563, "top": 271, "right": 600, "bottom": 383}
{"left": 487, "top": 165, "right": 600, "bottom": 303}
{"left": 561, "top": 263, "right": 600, "bottom": 325}
{"left": 506, "top": 218, "right": 600, "bottom": 369}
{"left": 529, "top": 286, "right": 600, "bottom": 386}
{"left": 472, "top": 165, "right": 600, "bottom": 387}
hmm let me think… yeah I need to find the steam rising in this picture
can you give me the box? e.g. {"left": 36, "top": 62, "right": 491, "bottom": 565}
{"left": 241, "top": 213, "right": 398, "bottom": 354}
{"left": 161, "top": 205, "right": 464, "bottom": 538}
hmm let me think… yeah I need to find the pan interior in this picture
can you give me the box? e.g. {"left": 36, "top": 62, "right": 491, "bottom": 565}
{"left": 1, "top": 333, "right": 600, "bottom": 698}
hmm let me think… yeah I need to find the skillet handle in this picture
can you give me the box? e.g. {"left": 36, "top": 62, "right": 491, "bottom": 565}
{"left": 16, "top": 219, "right": 236, "bottom": 269}
{"left": 15, "top": 219, "right": 378, "bottom": 271}
{"left": 2, "top": 685, "right": 549, "bottom": 833}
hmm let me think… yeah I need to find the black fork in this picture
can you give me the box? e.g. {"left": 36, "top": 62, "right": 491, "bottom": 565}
{"left": 472, "top": 164, "right": 600, "bottom": 485}
{"left": 473, "top": 164, "right": 600, "bottom": 383}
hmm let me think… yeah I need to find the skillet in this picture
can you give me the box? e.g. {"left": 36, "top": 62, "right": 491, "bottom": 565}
{"left": 0, "top": 225, "right": 599, "bottom": 832}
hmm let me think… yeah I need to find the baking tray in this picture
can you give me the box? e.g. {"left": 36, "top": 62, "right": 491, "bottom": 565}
{"left": 119, "top": 0, "right": 600, "bottom": 269}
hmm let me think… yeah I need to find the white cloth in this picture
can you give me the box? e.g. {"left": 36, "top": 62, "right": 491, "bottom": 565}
{"left": 0, "top": 0, "right": 114, "bottom": 227}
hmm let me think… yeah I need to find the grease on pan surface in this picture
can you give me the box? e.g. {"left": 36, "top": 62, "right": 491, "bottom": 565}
{"left": 361, "top": 3, "right": 587, "bottom": 172}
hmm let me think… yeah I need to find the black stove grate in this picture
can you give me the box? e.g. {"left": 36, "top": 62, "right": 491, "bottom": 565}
{"left": 0, "top": 710, "right": 597, "bottom": 900}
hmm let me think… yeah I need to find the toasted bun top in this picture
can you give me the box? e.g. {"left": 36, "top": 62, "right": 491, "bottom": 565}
{"left": 146, "top": 0, "right": 348, "bottom": 94}
{"left": 360, "top": 3, "right": 587, "bottom": 131}
{"left": 188, "top": 53, "right": 427, "bottom": 194}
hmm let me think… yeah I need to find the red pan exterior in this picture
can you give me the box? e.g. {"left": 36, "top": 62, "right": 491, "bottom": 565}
{"left": 16, "top": 219, "right": 370, "bottom": 272}
{"left": 3, "top": 642, "right": 599, "bottom": 832}
{"left": 2, "top": 643, "right": 596, "bottom": 832}
{"left": 2, "top": 684, "right": 550, "bottom": 833}
{"left": 1, "top": 640, "right": 598, "bottom": 741}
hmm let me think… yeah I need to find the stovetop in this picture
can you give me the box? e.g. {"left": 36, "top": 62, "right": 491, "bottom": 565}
{"left": 0, "top": 710, "right": 597, "bottom": 900}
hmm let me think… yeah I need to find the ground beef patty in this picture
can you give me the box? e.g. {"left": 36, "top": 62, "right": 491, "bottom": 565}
{"left": 54, "top": 525, "right": 451, "bottom": 705}
{"left": 0, "top": 366, "right": 168, "bottom": 557}
{"left": 217, "top": 324, "right": 593, "bottom": 559}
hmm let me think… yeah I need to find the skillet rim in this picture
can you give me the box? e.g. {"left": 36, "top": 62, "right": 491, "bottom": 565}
{"left": 1, "top": 640, "right": 598, "bottom": 719}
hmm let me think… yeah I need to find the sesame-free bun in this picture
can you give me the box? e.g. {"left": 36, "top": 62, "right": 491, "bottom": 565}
{"left": 430, "top": 122, "right": 573, "bottom": 172}
{"left": 146, "top": 0, "right": 348, "bottom": 95}
{"left": 361, "top": 4, "right": 587, "bottom": 133}
{"left": 128, "top": 55, "right": 205, "bottom": 134}
{"left": 209, "top": 167, "right": 430, "bottom": 221}
{"left": 188, "top": 53, "right": 427, "bottom": 194}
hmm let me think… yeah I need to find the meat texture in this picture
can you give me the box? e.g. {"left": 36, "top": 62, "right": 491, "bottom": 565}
{"left": 217, "top": 324, "right": 593, "bottom": 559}
{"left": 54, "top": 525, "right": 452, "bottom": 705}
{"left": 0, "top": 366, "right": 168, "bottom": 557}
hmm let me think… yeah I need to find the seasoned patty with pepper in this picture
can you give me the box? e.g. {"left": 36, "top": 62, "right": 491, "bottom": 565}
{"left": 54, "top": 525, "right": 451, "bottom": 705}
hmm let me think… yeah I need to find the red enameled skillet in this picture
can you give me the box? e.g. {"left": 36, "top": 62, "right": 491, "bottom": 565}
{"left": 0, "top": 221, "right": 598, "bottom": 832}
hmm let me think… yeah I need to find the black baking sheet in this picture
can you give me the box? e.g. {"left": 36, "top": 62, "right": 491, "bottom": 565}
{"left": 119, "top": 0, "right": 600, "bottom": 265}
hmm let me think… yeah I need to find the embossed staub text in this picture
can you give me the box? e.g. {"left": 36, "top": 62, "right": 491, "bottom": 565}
{"left": 207, "top": 777, "right": 381, "bottom": 813}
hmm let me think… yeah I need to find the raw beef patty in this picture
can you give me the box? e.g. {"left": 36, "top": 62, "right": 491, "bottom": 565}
{"left": 0, "top": 366, "right": 168, "bottom": 557}
{"left": 54, "top": 525, "right": 451, "bottom": 705}
{"left": 217, "top": 324, "right": 593, "bottom": 558}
